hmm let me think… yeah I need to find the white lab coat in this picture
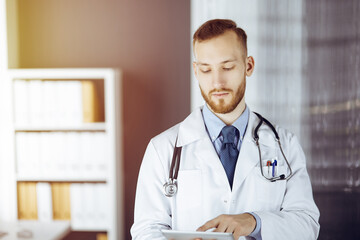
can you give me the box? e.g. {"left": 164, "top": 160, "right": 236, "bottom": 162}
{"left": 131, "top": 107, "right": 320, "bottom": 240}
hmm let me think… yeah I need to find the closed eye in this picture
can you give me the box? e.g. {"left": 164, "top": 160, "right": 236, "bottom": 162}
{"left": 223, "top": 67, "right": 234, "bottom": 71}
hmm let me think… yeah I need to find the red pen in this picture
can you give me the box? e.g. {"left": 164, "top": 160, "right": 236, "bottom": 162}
{"left": 266, "top": 161, "right": 272, "bottom": 176}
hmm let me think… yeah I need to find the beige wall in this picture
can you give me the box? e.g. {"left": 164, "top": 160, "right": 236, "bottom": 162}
{"left": 15, "top": 0, "right": 190, "bottom": 238}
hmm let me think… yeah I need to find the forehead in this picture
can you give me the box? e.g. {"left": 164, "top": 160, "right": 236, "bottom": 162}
{"left": 193, "top": 31, "right": 245, "bottom": 64}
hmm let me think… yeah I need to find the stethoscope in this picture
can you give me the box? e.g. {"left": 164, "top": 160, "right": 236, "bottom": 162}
{"left": 163, "top": 112, "right": 294, "bottom": 197}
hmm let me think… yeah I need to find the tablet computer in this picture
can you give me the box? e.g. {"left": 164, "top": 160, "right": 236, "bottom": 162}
{"left": 161, "top": 230, "right": 234, "bottom": 240}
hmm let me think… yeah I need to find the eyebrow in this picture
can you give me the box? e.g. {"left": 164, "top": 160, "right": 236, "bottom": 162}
{"left": 196, "top": 59, "right": 237, "bottom": 66}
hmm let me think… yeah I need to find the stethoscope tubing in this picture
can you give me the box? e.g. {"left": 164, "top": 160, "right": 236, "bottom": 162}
{"left": 169, "top": 138, "right": 181, "bottom": 181}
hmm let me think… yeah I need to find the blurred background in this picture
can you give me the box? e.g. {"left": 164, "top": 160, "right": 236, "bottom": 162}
{"left": 0, "top": 0, "right": 359, "bottom": 239}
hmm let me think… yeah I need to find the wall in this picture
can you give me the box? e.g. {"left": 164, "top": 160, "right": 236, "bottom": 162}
{"left": 14, "top": 0, "right": 190, "bottom": 239}
{"left": 305, "top": 0, "right": 360, "bottom": 238}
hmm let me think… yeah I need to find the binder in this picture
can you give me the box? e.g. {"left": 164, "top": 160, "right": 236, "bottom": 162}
{"left": 17, "top": 182, "right": 26, "bottom": 219}
{"left": 83, "top": 183, "right": 95, "bottom": 228}
{"left": 94, "top": 133, "right": 108, "bottom": 177}
{"left": 62, "top": 183, "right": 71, "bottom": 220}
{"left": 96, "top": 233, "right": 108, "bottom": 240}
{"left": 42, "top": 81, "right": 55, "bottom": 125}
{"left": 16, "top": 132, "right": 28, "bottom": 176}
{"left": 37, "top": 182, "right": 53, "bottom": 221}
{"left": 65, "top": 132, "right": 81, "bottom": 177}
{"left": 28, "top": 80, "right": 43, "bottom": 125}
{"left": 27, "top": 132, "right": 40, "bottom": 176}
{"left": 82, "top": 80, "right": 105, "bottom": 123}
{"left": 70, "top": 183, "right": 84, "bottom": 230}
{"left": 96, "top": 183, "right": 109, "bottom": 230}
{"left": 51, "top": 183, "right": 71, "bottom": 220}
{"left": 13, "top": 80, "right": 29, "bottom": 125}
{"left": 80, "top": 132, "right": 95, "bottom": 177}
{"left": 17, "top": 182, "right": 38, "bottom": 220}
{"left": 67, "top": 81, "right": 83, "bottom": 124}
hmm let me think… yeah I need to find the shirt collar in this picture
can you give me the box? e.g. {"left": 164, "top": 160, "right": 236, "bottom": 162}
{"left": 202, "top": 104, "right": 250, "bottom": 142}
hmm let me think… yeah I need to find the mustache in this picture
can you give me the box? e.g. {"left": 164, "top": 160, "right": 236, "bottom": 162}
{"left": 209, "top": 88, "right": 233, "bottom": 94}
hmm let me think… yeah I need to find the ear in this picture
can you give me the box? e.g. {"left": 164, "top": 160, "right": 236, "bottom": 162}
{"left": 245, "top": 56, "right": 255, "bottom": 77}
{"left": 193, "top": 62, "right": 198, "bottom": 78}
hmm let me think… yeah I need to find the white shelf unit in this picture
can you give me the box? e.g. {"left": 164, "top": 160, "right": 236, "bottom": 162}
{"left": 2, "top": 68, "right": 123, "bottom": 240}
{"left": 14, "top": 122, "right": 107, "bottom": 132}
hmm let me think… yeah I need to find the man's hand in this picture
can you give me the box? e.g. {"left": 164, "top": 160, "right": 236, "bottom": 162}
{"left": 196, "top": 213, "right": 256, "bottom": 240}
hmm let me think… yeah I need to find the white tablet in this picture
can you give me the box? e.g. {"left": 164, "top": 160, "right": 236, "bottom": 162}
{"left": 161, "top": 230, "right": 234, "bottom": 240}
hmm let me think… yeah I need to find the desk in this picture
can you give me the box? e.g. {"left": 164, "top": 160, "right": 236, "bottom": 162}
{"left": 0, "top": 221, "right": 70, "bottom": 240}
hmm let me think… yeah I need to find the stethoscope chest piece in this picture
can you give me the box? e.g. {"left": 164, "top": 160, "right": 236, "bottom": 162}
{"left": 164, "top": 179, "right": 178, "bottom": 197}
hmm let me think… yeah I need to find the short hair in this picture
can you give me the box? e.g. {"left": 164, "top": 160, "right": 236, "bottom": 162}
{"left": 193, "top": 19, "right": 247, "bottom": 55}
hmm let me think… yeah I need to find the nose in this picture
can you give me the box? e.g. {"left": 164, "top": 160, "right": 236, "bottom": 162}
{"left": 212, "top": 70, "right": 225, "bottom": 89}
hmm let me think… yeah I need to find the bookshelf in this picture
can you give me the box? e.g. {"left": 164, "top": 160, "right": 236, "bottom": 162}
{"left": 0, "top": 68, "right": 123, "bottom": 240}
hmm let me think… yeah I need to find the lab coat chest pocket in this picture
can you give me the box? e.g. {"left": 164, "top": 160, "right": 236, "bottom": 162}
{"left": 254, "top": 144, "right": 287, "bottom": 211}
{"left": 256, "top": 165, "right": 287, "bottom": 211}
{"left": 174, "top": 170, "right": 202, "bottom": 230}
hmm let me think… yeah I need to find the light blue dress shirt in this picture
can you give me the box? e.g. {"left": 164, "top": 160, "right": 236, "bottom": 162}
{"left": 201, "top": 104, "right": 262, "bottom": 240}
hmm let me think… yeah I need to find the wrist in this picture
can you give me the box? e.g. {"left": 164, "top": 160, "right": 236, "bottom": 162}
{"left": 246, "top": 212, "right": 262, "bottom": 238}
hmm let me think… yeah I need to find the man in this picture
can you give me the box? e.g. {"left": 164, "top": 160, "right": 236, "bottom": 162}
{"left": 131, "top": 19, "right": 320, "bottom": 240}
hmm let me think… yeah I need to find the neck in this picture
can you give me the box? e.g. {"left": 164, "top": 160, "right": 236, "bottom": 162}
{"left": 208, "top": 99, "right": 246, "bottom": 125}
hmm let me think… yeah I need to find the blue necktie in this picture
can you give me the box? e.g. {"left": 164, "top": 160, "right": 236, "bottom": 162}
{"left": 219, "top": 126, "right": 239, "bottom": 189}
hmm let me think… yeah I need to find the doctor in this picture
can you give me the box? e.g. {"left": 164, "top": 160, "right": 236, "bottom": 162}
{"left": 131, "top": 19, "right": 320, "bottom": 240}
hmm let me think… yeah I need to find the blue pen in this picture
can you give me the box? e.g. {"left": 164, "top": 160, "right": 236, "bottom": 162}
{"left": 272, "top": 160, "right": 277, "bottom": 177}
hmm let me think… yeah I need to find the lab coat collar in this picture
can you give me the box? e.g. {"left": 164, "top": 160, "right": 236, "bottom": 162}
{"left": 177, "top": 106, "right": 208, "bottom": 147}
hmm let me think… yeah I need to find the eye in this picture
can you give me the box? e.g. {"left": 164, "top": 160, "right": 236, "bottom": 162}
{"left": 200, "top": 69, "right": 211, "bottom": 73}
{"left": 223, "top": 66, "right": 234, "bottom": 71}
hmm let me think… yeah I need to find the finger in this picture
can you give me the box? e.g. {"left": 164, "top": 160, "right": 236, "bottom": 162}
{"left": 235, "top": 223, "right": 254, "bottom": 240}
{"left": 212, "top": 221, "right": 228, "bottom": 233}
{"left": 210, "top": 215, "right": 232, "bottom": 233}
{"left": 233, "top": 227, "right": 243, "bottom": 240}
{"left": 197, "top": 217, "right": 220, "bottom": 232}
{"left": 224, "top": 222, "right": 237, "bottom": 234}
